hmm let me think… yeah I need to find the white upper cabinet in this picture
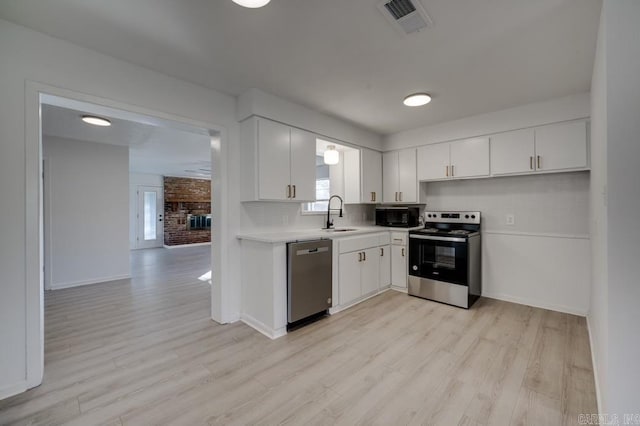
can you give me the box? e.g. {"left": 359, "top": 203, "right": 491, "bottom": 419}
{"left": 490, "top": 120, "right": 588, "bottom": 176}
{"left": 383, "top": 149, "right": 417, "bottom": 203}
{"left": 289, "top": 127, "right": 316, "bottom": 201}
{"left": 534, "top": 121, "right": 588, "bottom": 172}
{"left": 240, "top": 117, "right": 316, "bottom": 202}
{"left": 418, "top": 138, "right": 489, "bottom": 181}
{"left": 361, "top": 149, "right": 383, "bottom": 204}
{"left": 449, "top": 137, "right": 490, "bottom": 178}
{"left": 417, "top": 143, "right": 450, "bottom": 181}
{"left": 490, "top": 129, "right": 535, "bottom": 175}
{"left": 344, "top": 148, "right": 382, "bottom": 204}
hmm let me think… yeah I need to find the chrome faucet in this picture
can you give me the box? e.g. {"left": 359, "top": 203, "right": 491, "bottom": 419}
{"left": 326, "top": 195, "right": 344, "bottom": 229}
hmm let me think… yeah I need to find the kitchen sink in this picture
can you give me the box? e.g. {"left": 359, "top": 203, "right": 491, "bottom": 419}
{"left": 323, "top": 228, "right": 357, "bottom": 232}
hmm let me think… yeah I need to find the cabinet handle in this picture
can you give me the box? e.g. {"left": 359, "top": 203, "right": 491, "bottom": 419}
{"left": 395, "top": 192, "right": 398, "bottom": 202}
{"left": 371, "top": 192, "right": 375, "bottom": 202}
{"left": 363, "top": 251, "right": 366, "bottom": 261}
{"left": 399, "top": 192, "right": 403, "bottom": 202}
{"left": 401, "top": 248, "right": 405, "bottom": 257}
{"left": 451, "top": 165, "right": 454, "bottom": 177}
{"left": 358, "top": 252, "right": 362, "bottom": 262}
{"left": 380, "top": 247, "right": 384, "bottom": 256}
{"left": 446, "top": 165, "right": 449, "bottom": 177}
{"left": 292, "top": 184, "right": 296, "bottom": 198}
{"left": 530, "top": 156, "right": 534, "bottom": 170}
{"left": 286, "top": 185, "right": 291, "bottom": 198}
{"left": 537, "top": 155, "right": 541, "bottom": 169}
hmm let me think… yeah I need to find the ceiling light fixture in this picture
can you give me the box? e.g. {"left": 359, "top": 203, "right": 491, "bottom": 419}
{"left": 231, "top": 0, "right": 271, "bottom": 8}
{"left": 324, "top": 145, "right": 339, "bottom": 165}
{"left": 81, "top": 115, "right": 112, "bottom": 126}
{"left": 403, "top": 93, "right": 432, "bottom": 107}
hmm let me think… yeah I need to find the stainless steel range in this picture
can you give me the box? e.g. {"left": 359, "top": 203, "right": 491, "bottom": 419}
{"left": 408, "top": 211, "right": 481, "bottom": 309}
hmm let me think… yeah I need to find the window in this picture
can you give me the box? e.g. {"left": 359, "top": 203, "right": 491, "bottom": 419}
{"left": 302, "top": 156, "right": 330, "bottom": 214}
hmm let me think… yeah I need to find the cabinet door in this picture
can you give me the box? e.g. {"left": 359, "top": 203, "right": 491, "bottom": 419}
{"left": 339, "top": 252, "right": 362, "bottom": 306}
{"left": 379, "top": 245, "right": 391, "bottom": 289}
{"left": 398, "top": 148, "right": 417, "bottom": 203}
{"left": 490, "top": 129, "right": 535, "bottom": 175}
{"left": 361, "top": 248, "right": 380, "bottom": 296}
{"left": 534, "top": 121, "right": 588, "bottom": 172}
{"left": 361, "top": 149, "right": 382, "bottom": 203}
{"left": 382, "top": 151, "right": 399, "bottom": 203}
{"left": 391, "top": 245, "right": 407, "bottom": 288}
{"left": 343, "top": 150, "right": 361, "bottom": 204}
{"left": 417, "top": 143, "right": 450, "bottom": 181}
{"left": 257, "top": 119, "right": 291, "bottom": 200}
{"left": 289, "top": 127, "right": 317, "bottom": 201}
{"left": 450, "top": 137, "right": 490, "bottom": 178}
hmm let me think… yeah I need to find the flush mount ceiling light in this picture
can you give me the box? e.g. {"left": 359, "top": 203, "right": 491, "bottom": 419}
{"left": 81, "top": 115, "right": 111, "bottom": 126}
{"left": 324, "top": 145, "right": 339, "bottom": 165}
{"left": 403, "top": 93, "right": 432, "bottom": 107}
{"left": 231, "top": 0, "right": 271, "bottom": 8}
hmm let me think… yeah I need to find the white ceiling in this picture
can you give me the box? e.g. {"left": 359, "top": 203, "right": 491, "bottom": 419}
{"left": 0, "top": 0, "right": 601, "bottom": 135}
{"left": 42, "top": 104, "right": 212, "bottom": 179}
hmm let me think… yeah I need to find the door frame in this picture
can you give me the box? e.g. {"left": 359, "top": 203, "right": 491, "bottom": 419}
{"left": 24, "top": 81, "right": 230, "bottom": 390}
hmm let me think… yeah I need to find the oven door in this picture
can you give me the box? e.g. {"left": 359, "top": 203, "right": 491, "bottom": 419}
{"left": 409, "top": 235, "right": 468, "bottom": 286}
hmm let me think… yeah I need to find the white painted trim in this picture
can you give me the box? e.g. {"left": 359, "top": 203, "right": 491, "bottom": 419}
{"left": 240, "top": 313, "right": 287, "bottom": 339}
{"left": 0, "top": 381, "right": 28, "bottom": 401}
{"left": 586, "top": 315, "right": 602, "bottom": 413}
{"left": 483, "top": 230, "right": 590, "bottom": 240}
{"left": 163, "top": 242, "right": 212, "bottom": 249}
{"left": 47, "top": 274, "right": 131, "bottom": 291}
{"left": 329, "top": 287, "right": 393, "bottom": 315}
{"left": 390, "top": 286, "right": 408, "bottom": 294}
{"left": 24, "top": 80, "right": 231, "bottom": 396}
{"left": 482, "top": 292, "right": 587, "bottom": 317}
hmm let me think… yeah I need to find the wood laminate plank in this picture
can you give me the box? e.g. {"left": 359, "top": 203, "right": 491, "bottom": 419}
{"left": 0, "top": 246, "right": 597, "bottom": 426}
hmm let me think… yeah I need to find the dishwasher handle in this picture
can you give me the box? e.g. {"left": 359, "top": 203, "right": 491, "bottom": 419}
{"left": 296, "top": 246, "right": 330, "bottom": 256}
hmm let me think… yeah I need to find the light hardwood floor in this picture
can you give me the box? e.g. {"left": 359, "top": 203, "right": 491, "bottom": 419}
{"left": 0, "top": 246, "right": 596, "bottom": 425}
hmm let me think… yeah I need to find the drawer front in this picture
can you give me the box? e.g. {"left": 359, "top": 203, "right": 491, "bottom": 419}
{"left": 390, "top": 232, "right": 407, "bottom": 246}
{"left": 378, "top": 233, "right": 391, "bottom": 246}
{"left": 339, "top": 233, "right": 385, "bottom": 254}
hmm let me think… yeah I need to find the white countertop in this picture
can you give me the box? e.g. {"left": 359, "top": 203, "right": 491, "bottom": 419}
{"left": 236, "top": 225, "right": 423, "bottom": 243}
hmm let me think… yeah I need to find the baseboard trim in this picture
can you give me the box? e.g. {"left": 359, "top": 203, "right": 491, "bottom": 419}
{"left": 586, "top": 315, "right": 602, "bottom": 413}
{"left": 48, "top": 274, "right": 131, "bottom": 290}
{"left": 482, "top": 291, "right": 587, "bottom": 317}
{"left": 0, "top": 380, "right": 27, "bottom": 401}
{"left": 389, "top": 286, "right": 408, "bottom": 294}
{"left": 163, "top": 242, "right": 211, "bottom": 249}
{"left": 240, "top": 314, "right": 286, "bottom": 340}
{"left": 329, "top": 287, "right": 394, "bottom": 315}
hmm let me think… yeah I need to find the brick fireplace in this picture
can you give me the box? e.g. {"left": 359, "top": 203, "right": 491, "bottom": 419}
{"left": 163, "top": 177, "right": 211, "bottom": 246}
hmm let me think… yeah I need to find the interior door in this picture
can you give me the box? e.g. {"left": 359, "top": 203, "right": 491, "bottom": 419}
{"left": 137, "top": 186, "right": 163, "bottom": 249}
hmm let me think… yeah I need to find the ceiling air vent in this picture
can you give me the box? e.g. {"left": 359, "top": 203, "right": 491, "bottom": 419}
{"left": 378, "top": 0, "right": 433, "bottom": 35}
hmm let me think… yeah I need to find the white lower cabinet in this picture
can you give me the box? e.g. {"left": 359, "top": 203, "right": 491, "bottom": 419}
{"left": 337, "top": 233, "right": 391, "bottom": 308}
{"left": 390, "top": 232, "right": 407, "bottom": 289}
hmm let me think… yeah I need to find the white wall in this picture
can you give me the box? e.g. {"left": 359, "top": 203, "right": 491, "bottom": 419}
{"left": 0, "top": 18, "right": 239, "bottom": 399}
{"left": 588, "top": 0, "right": 640, "bottom": 415}
{"left": 385, "top": 92, "right": 590, "bottom": 151}
{"left": 237, "top": 88, "right": 383, "bottom": 151}
{"left": 424, "top": 172, "right": 590, "bottom": 314}
{"left": 43, "top": 136, "right": 130, "bottom": 289}
{"left": 129, "top": 173, "right": 164, "bottom": 249}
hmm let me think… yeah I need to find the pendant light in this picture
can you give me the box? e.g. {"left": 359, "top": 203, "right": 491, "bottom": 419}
{"left": 232, "top": 0, "right": 271, "bottom": 8}
{"left": 324, "top": 145, "right": 339, "bottom": 165}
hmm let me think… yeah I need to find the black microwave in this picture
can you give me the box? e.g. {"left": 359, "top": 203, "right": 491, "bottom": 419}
{"left": 375, "top": 206, "right": 420, "bottom": 228}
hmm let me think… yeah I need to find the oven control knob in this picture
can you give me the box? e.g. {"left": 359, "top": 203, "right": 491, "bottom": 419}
{"left": 412, "top": 265, "right": 418, "bottom": 271}
{"left": 465, "top": 215, "right": 469, "bottom": 219}
{"left": 471, "top": 215, "right": 476, "bottom": 219}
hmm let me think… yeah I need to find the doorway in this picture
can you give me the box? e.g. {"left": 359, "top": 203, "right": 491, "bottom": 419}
{"left": 135, "top": 185, "right": 164, "bottom": 249}
{"left": 24, "top": 82, "right": 229, "bottom": 391}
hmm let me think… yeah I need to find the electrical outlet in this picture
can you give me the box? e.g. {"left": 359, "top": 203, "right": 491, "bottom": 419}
{"left": 506, "top": 214, "right": 515, "bottom": 225}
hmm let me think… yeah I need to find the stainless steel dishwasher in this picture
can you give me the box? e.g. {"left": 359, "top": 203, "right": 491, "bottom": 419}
{"left": 287, "top": 239, "right": 332, "bottom": 329}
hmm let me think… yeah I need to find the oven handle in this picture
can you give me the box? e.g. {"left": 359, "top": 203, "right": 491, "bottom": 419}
{"left": 409, "top": 235, "right": 467, "bottom": 243}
